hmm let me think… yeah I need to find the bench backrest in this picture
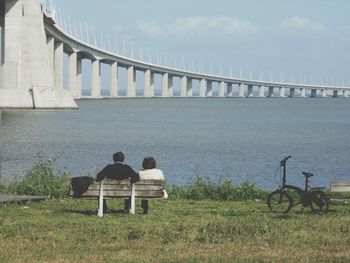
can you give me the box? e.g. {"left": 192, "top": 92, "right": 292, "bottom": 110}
{"left": 330, "top": 180, "right": 350, "bottom": 192}
{"left": 133, "top": 179, "right": 165, "bottom": 199}
{"left": 70, "top": 179, "right": 165, "bottom": 198}
{"left": 69, "top": 179, "right": 131, "bottom": 198}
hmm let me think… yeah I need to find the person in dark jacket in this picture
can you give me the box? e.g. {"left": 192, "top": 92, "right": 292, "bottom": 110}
{"left": 96, "top": 151, "right": 139, "bottom": 213}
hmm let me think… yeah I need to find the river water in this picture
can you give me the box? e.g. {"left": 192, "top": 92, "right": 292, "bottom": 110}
{"left": 0, "top": 98, "right": 349, "bottom": 189}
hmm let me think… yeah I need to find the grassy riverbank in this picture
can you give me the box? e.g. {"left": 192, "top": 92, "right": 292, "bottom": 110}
{"left": 0, "top": 198, "right": 350, "bottom": 262}
{"left": 1, "top": 158, "right": 349, "bottom": 262}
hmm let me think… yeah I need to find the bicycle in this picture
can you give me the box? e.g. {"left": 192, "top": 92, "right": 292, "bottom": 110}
{"left": 267, "top": 156, "right": 329, "bottom": 214}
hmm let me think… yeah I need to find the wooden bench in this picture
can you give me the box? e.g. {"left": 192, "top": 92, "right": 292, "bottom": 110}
{"left": 330, "top": 180, "right": 350, "bottom": 202}
{"left": 70, "top": 179, "right": 165, "bottom": 217}
{"left": 330, "top": 180, "right": 350, "bottom": 192}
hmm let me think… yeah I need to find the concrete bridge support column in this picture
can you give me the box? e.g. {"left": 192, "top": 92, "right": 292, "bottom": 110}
{"left": 219, "top": 81, "right": 225, "bottom": 97}
{"left": 247, "top": 85, "right": 253, "bottom": 97}
{"left": 227, "top": 83, "right": 233, "bottom": 97}
{"left": 46, "top": 36, "right": 55, "bottom": 86}
{"left": 343, "top": 90, "right": 348, "bottom": 98}
{"left": 110, "top": 62, "right": 118, "bottom": 97}
{"left": 76, "top": 57, "right": 82, "bottom": 98}
{"left": 0, "top": 15, "right": 4, "bottom": 88}
{"left": 300, "top": 88, "right": 306, "bottom": 97}
{"left": 68, "top": 52, "right": 78, "bottom": 97}
{"left": 144, "top": 69, "right": 151, "bottom": 97}
{"left": 186, "top": 78, "right": 193, "bottom": 97}
{"left": 149, "top": 72, "right": 155, "bottom": 97}
{"left": 333, "top": 90, "right": 338, "bottom": 98}
{"left": 199, "top": 79, "right": 206, "bottom": 97}
{"left": 238, "top": 83, "right": 245, "bottom": 97}
{"left": 162, "top": 73, "right": 169, "bottom": 97}
{"left": 127, "top": 66, "right": 136, "bottom": 97}
{"left": 258, "top": 86, "right": 265, "bottom": 97}
{"left": 168, "top": 75, "right": 173, "bottom": 97}
{"left": 0, "top": 0, "right": 77, "bottom": 108}
{"left": 180, "top": 76, "right": 187, "bottom": 97}
{"left": 2, "top": 0, "right": 22, "bottom": 91}
{"left": 54, "top": 41, "right": 64, "bottom": 90}
{"left": 289, "top": 88, "right": 295, "bottom": 98}
{"left": 279, "top": 87, "right": 285, "bottom": 97}
{"left": 268, "top": 87, "right": 274, "bottom": 97}
{"left": 206, "top": 81, "right": 213, "bottom": 97}
{"left": 91, "top": 60, "right": 101, "bottom": 97}
{"left": 310, "top": 89, "right": 317, "bottom": 98}
{"left": 321, "top": 89, "right": 327, "bottom": 98}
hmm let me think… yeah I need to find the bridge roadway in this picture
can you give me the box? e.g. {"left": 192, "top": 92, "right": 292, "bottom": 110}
{"left": 42, "top": 7, "right": 350, "bottom": 100}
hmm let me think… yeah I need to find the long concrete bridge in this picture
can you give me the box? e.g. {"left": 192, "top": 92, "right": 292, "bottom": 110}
{"left": 0, "top": 0, "right": 349, "bottom": 109}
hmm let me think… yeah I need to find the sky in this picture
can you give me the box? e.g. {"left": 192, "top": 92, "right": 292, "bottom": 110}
{"left": 54, "top": 0, "right": 350, "bottom": 86}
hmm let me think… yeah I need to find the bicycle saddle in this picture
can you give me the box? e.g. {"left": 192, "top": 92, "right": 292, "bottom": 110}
{"left": 302, "top": 172, "right": 314, "bottom": 177}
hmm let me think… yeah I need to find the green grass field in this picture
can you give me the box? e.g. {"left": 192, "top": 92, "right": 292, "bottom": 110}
{"left": 0, "top": 198, "right": 349, "bottom": 262}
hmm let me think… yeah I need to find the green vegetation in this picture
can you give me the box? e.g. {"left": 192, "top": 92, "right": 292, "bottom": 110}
{"left": 0, "top": 180, "right": 6, "bottom": 195}
{"left": 1, "top": 159, "right": 350, "bottom": 262}
{"left": 6, "top": 157, "right": 70, "bottom": 198}
{"left": 3, "top": 157, "right": 268, "bottom": 202}
{"left": 168, "top": 175, "right": 268, "bottom": 201}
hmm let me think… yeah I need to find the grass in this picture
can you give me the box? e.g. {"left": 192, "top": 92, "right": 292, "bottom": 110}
{"left": 0, "top": 198, "right": 350, "bottom": 262}
{"left": 1, "top": 158, "right": 350, "bottom": 262}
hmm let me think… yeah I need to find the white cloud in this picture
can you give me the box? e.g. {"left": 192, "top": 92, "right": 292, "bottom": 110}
{"left": 279, "top": 16, "right": 325, "bottom": 34}
{"left": 136, "top": 20, "right": 166, "bottom": 38}
{"left": 136, "top": 16, "right": 259, "bottom": 40}
{"left": 111, "top": 25, "right": 131, "bottom": 40}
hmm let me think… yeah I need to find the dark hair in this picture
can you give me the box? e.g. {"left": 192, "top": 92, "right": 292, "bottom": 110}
{"left": 142, "top": 156, "right": 156, "bottom": 170}
{"left": 113, "top": 152, "right": 125, "bottom": 162}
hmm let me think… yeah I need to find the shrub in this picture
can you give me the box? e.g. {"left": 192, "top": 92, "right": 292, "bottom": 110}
{"left": 236, "top": 179, "right": 267, "bottom": 201}
{"left": 167, "top": 175, "right": 268, "bottom": 201}
{"left": 0, "top": 180, "right": 6, "bottom": 194}
{"left": 8, "top": 157, "right": 70, "bottom": 199}
{"left": 166, "top": 184, "right": 188, "bottom": 200}
{"left": 187, "top": 175, "right": 217, "bottom": 200}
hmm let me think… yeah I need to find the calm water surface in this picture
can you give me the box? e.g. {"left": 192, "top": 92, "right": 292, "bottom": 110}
{"left": 1, "top": 98, "right": 349, "bottom": 189}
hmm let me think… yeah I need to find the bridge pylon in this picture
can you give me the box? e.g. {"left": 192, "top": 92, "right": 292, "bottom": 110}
{"left": 0, "top": 0, "right": 77, "bottom": 109}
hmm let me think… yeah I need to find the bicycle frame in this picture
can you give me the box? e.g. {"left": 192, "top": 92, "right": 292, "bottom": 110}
{"left": 279, "top": 155, "right": 291, "bottom": 189}
{"left": 279, "top": 156, "right": 320, "bottom": 191}
{"left": 283, "top": 185, "right": 311, "bottom": 207}
{"left": 277, "top": 156, "right": 325, "bottom": 208}
{"left": 268, "top": 156, "right": 329, "bottom": 214}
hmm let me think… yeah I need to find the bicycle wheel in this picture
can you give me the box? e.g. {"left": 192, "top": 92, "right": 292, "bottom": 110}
{"left": 310, "top": 190, "right": 329, "bottom": 215}
{"left": 267, "top": 190, "right": 293, "bottom": 213}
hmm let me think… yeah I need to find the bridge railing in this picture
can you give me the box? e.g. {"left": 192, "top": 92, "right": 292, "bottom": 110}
{"left": 41, "top": 0, "right": 193, "bottom": 73}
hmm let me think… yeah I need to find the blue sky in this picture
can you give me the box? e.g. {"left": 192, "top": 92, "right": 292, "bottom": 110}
{"left": 54, "top": 0, "right": 350, "bottom": 86}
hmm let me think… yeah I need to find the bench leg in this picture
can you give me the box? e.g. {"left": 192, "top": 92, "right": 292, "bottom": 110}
{"left": 97, "top": 181, "right": 104, "bottom": 217}
{"left": 141, "top": 200, "right": 148, "bottom": 214}
{"left": 130, "top": 183, "right": 135, "bottom": 214}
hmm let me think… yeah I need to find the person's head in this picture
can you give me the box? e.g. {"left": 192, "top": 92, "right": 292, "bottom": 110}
{"left": 142, "top": 156, "right": 156, "bottom": 170}
{"left": 113, "top": 152, "right": 125, "bottom": 163}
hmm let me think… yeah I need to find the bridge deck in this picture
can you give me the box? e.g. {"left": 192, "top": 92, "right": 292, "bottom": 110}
{"left": 0, "top": 195, "right": 46, "bottom": 204}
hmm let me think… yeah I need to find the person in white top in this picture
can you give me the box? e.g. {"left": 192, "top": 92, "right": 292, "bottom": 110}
{"left": 138, "top": 156, "right": 167, "bottom": 214}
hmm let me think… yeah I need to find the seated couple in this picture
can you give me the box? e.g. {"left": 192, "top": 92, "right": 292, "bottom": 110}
{"left": 96, "top": 151, "right": 166, "bottom": 214}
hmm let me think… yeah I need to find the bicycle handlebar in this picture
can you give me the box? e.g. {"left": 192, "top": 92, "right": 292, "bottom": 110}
{"left": 280, "top": 155, "right": 292, "bottom": 165}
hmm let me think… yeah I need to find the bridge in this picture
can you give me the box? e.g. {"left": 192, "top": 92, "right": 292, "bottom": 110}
{"left": 0, "top": 0, "right": 349, "bottom": 109}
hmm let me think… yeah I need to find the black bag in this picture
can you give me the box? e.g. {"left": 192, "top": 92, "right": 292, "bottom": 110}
{"left": 71, "top": 176, "right": 94, "bottom": 198}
